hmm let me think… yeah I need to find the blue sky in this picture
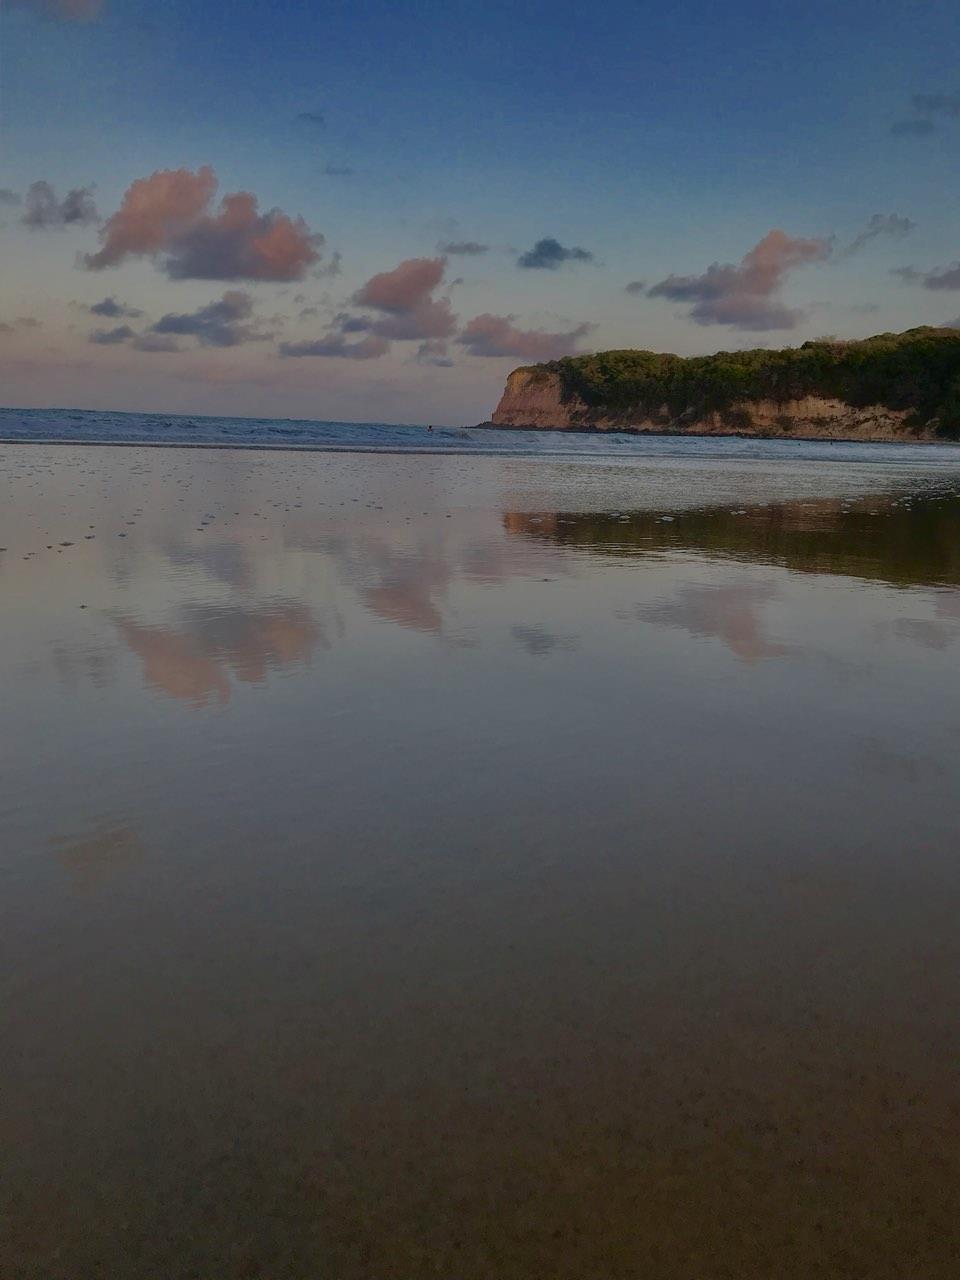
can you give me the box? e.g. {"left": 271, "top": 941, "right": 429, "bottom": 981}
{"left": 2, "top": 0, "right": 959, "bottom": 423}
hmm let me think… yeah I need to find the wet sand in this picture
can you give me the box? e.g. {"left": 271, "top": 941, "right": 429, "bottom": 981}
{"left": 3, "top": 443, "right": 960, "bottom": 1278}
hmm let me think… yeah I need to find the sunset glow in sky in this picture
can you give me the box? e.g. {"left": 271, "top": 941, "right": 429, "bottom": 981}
{"left": 3, "top": 0, "right": 960, "bottom": 424}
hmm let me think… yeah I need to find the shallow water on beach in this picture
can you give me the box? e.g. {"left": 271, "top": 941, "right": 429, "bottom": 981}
{"left": 3, "top": 441, "right": 960, "bottom": 1278}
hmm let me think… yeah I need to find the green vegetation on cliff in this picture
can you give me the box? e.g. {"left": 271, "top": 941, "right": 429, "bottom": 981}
{"left": 530, "top": 327, "right": 960, "bottom": 437}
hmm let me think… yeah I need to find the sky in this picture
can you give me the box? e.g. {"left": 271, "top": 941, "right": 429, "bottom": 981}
{"left": 1, "top": 0, "right": 959, "bottom": 425}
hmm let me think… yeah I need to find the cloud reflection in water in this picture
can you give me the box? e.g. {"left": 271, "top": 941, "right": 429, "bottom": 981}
{"left": 113, "top": 602, "right": 326, "bottom": 707}
{"left": 631, "top": 581, "right": 793, "bottom": 663}
{"left": 50, "top": 824, "right": 143, "bottom": 892}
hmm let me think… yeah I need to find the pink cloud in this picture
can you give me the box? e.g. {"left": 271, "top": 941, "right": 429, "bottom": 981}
{"left": 370, "top": 298, "right": 456, "bottom": 340}
{"left": 84, "top": 166, "right": 323, "bottom": 282}
{"left": 353, "top": 257, "right": 457, "bottom": 341}
{"left": 354, "top": 257, "right": 445, "bottom": 311}
{"left": 649, "top": 229, "right": 831, "bottom": 330}
{"left": 84, "top": 167, "right": 218, "bottom": 268}
{"left": 457, "top": 313, "right": 592, "bottom": 360}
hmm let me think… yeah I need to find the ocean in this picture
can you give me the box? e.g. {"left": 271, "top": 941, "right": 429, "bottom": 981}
{"left": 4, "top": 402, "right": 960, "bottom": 465}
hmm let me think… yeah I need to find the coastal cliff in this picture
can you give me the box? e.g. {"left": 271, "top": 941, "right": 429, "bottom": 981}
{"left": 488, "top": 327, "right": 960, "bottom": 441}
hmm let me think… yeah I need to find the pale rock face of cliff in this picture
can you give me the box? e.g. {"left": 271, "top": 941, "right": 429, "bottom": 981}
{"left": 491, "top": 369, "right": 591, "bottom": 429}
{"left": 490, "top": 369, "right": 920, "bottom": 441}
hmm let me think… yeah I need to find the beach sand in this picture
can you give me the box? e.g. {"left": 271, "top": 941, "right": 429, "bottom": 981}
{"left": 3, "top": 443, "right": 960, "bottom": 1278}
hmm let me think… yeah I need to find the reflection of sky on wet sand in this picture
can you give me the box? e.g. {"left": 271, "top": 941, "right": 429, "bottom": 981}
{"left": 890, "top": 616, "right": 960, "bottom": 651}
{"left": 50, "top": 824, "right": 143, "bottom": 892}
{"left": 511, "top": 624, "right": 577, "bottom": 657}
{"left": 5, "top": 444, "right": 960, "bottom": 1279}
{"left": 112, "top": 602, "right": 327, "bottom": 706}
{"left": 628, "top": 581, "right": 792, "bottom": 663}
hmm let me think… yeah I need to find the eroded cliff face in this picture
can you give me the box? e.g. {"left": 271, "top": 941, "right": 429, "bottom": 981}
{"left": 489, "top": 368, "right": 921, "bottom": 441}
{"left": 490, "top": 369, "right": 593, "bottom": 429}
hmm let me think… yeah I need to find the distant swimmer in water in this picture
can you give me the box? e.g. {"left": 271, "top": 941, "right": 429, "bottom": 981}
{"left": 427, "top": 424, "right": 433, "bottom": 432}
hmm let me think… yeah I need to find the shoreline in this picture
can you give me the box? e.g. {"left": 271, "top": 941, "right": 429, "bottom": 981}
{"left": 0, "top": 435, "right": 495, "bottom": 457}
{"left": 0, "top": 428, "right": 956, "bottom": 459}
{"left": 475, "top": 420, "right": 955, "bottom": 446}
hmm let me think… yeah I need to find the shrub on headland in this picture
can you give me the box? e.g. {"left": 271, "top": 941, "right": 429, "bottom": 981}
{"left": 530, "top": 327, "right": 960, "bottom": 437}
